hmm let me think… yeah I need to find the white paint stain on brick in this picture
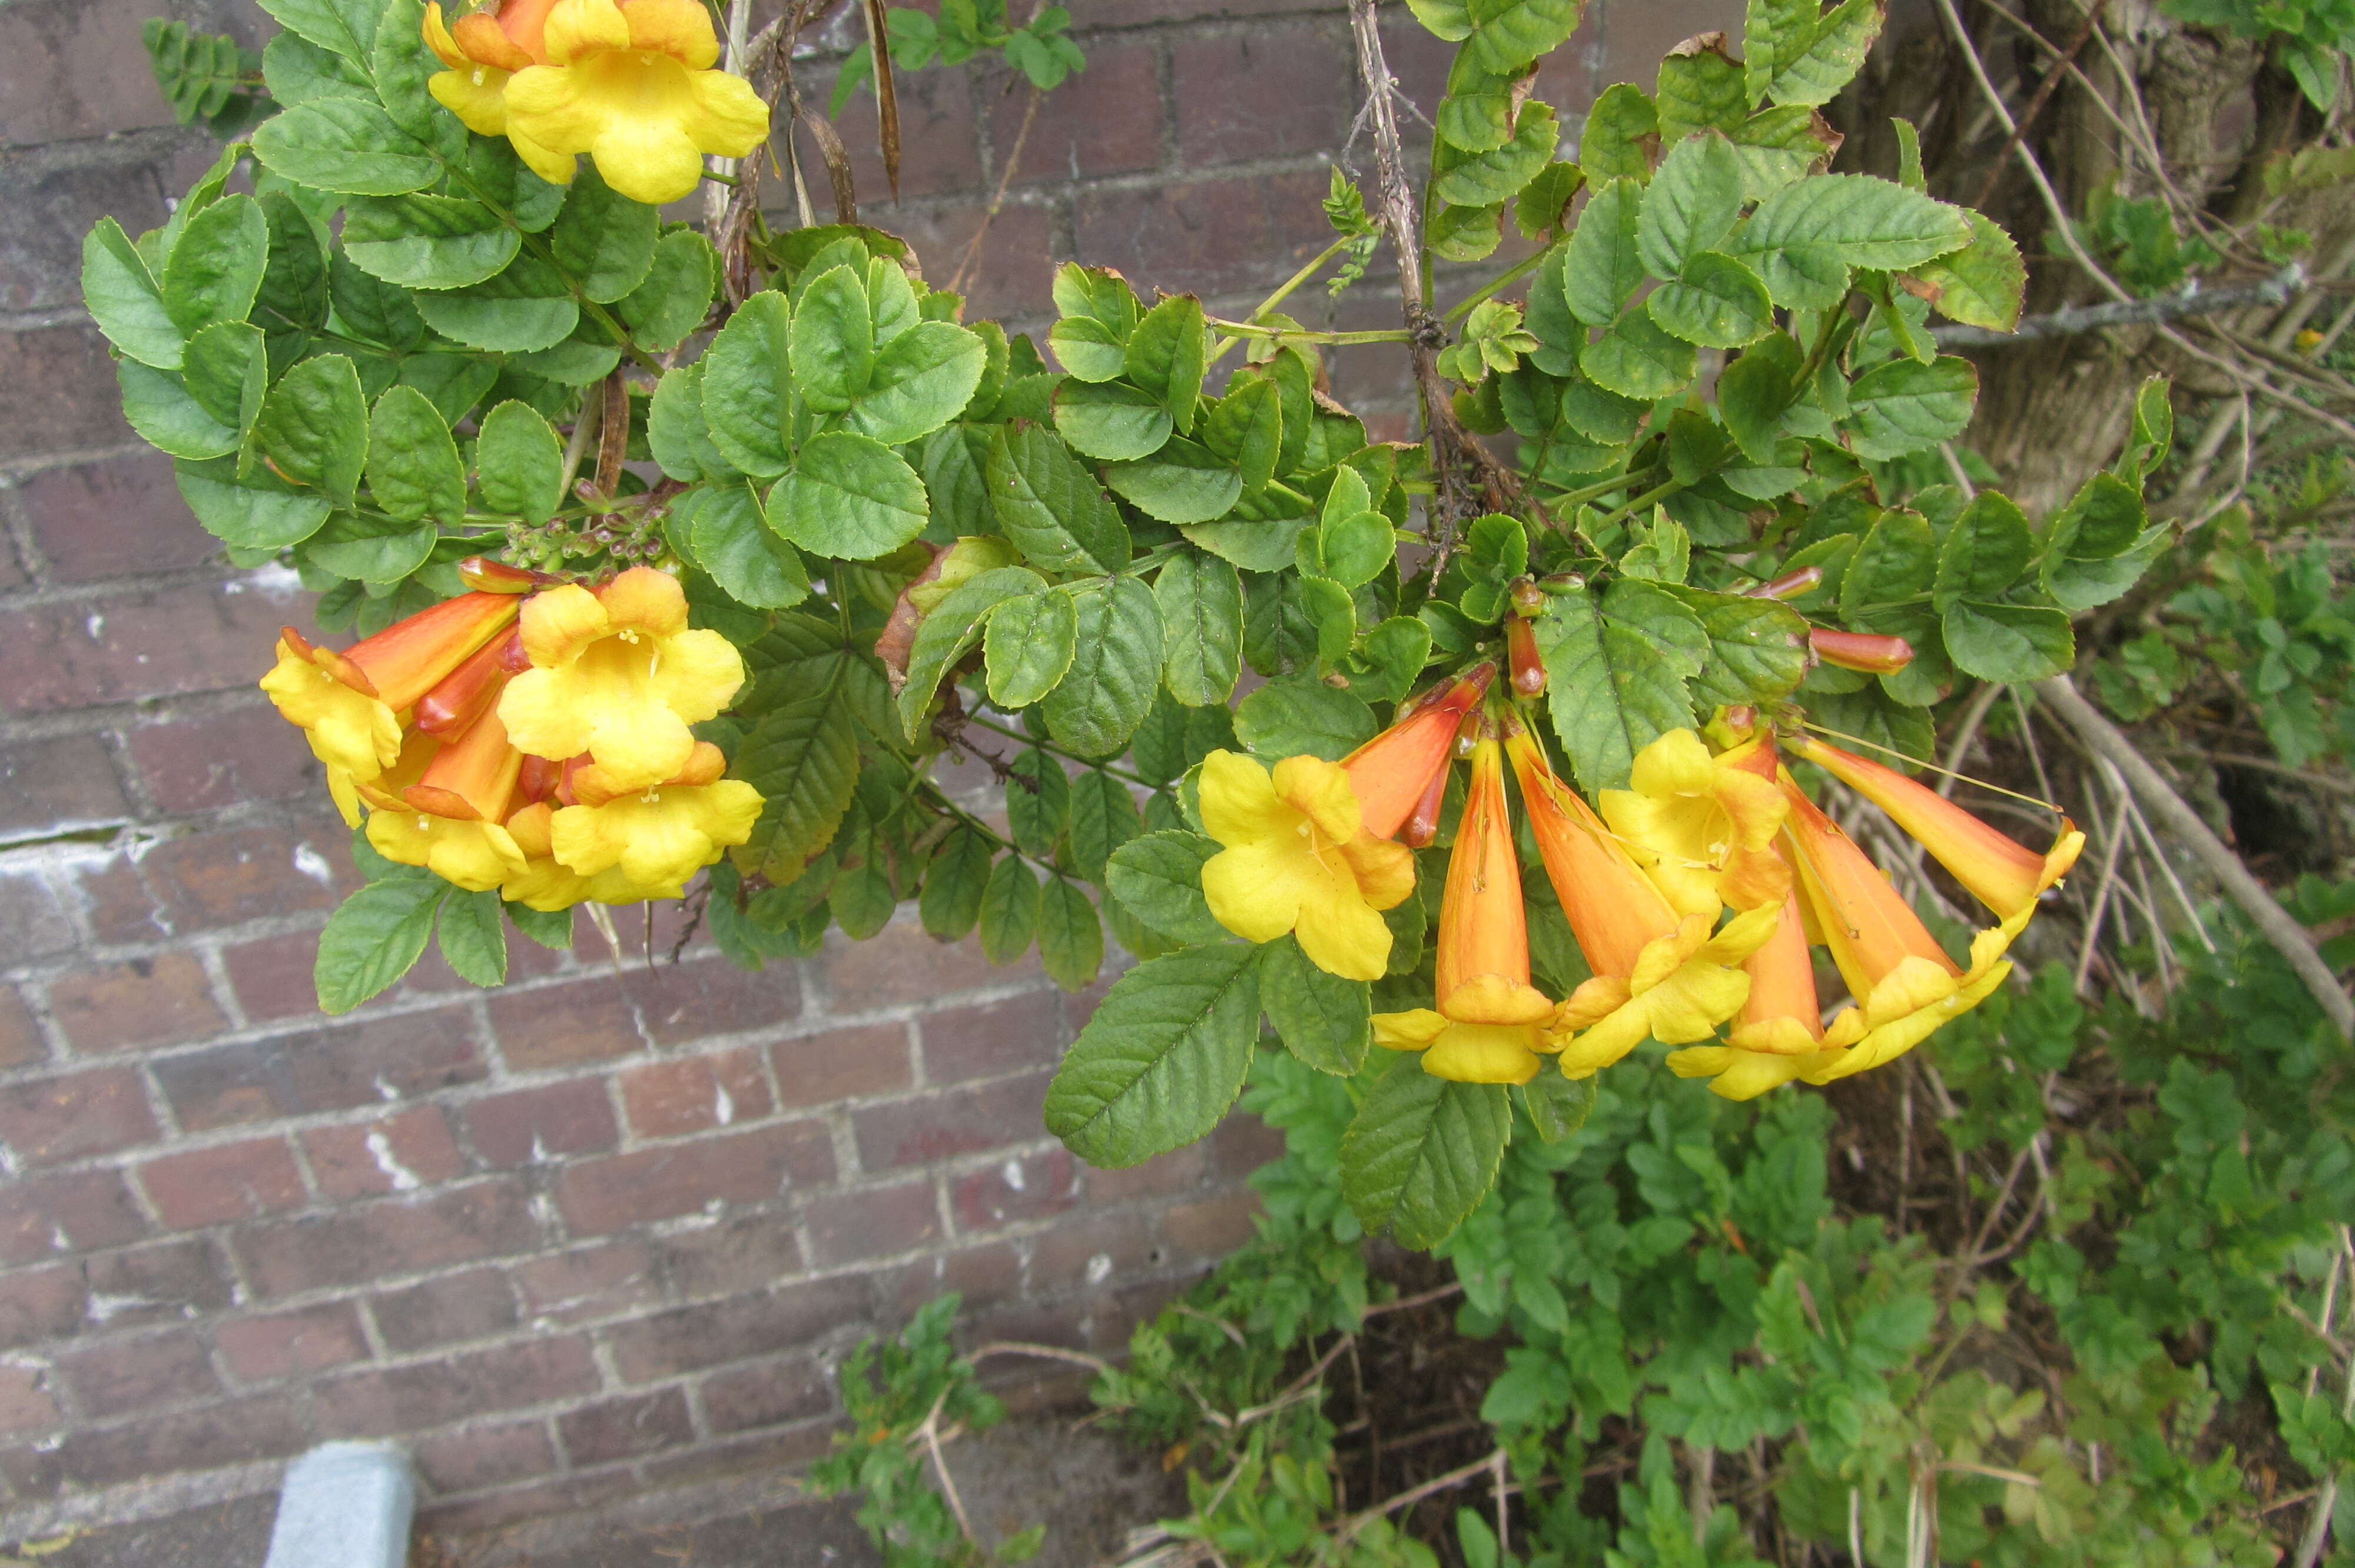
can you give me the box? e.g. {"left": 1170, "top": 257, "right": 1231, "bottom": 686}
{"left": 364, "top": 1128, "right": 422, "bottom": 1192}
{"left": 83, "top": 613, "right": 102, "bottom": 640}
{"left": 1001, "top": 1158, "right": 1026, "bottom": 1191}
{"left": 1085, "top": 1253, "right": 1113, "bottom": 1285}
{"left": 713, "top": 1076, "right": 735, "bottom": 1125}
{"left": 292, "top": 842, "right": 334, "bottom": 889}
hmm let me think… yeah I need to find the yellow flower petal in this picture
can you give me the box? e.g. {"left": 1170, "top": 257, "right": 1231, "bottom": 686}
{"left": 650, "top": 627, "right": 745, "bottom": 724}
{"left": 599, "top": 563, "right": 691, "bottom": 637}
{"left": 623, "top": 0, "right": 721, "bottom": 68}
{"left": 1200, "top": 836, "right": 1306, "bottom": 945}
{"left": 1666, "top": 1044, "right": 1827, "bottom": 1100}
{"left": 1372, "top": 1009, "right": 1449, "bottom": 1049}
{"left": 429, "top": 67, "right": 513, "bottom": 137}
{"left": 1291, "top": 861, "right": 1394, "bottom": 982}
{"left": 1271, "top": 754, "right": 1362, "bottom": 846}
{"left": 1199, "top": 750, "right": 1288, "bottom": 847}
{"left": 542, "top": 0, "right": 630, "bottom": 64}
{"left": 495, "top": 665, "right": 591, "bottom": 765}
{"left": 1422, "top": 1020, "right": 1543, "bottom": 1085}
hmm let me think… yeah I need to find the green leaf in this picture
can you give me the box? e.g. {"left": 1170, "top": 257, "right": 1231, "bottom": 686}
{"left": 253, "top": 98, "right": 440, "bottom": 195}
{"left": 162, "top": 194, "right": 267, "bottom": 337}
{"left": 686, "top": 483, "right": 809, "bottom": 610}
{"left": 1156, "top": 550, "right": 1245, "bottom": 706}
{"left": 84, "top": 218, "right": 184, "bottom": 370}
{"left": 475, "top": 400, "right": 564, "bottom": 523}
{"left": 256, "top": 194, "right": 330, "bottom": 333}
{"left": 2043, "top": 527, "right": 2164, "bottom": 612}
{"left": 1262, "top": 936, "right": 1371, "bottom": 1074}
{"left": 1581, "top": 307, "right": 1699, "bottom": 400}
{"left": 1843, "top": 355, "right": 1976, "bottom": 459}
{"left": 119, "top": 362, "right": 238, "bottom": 460}
{"left": 1520, "top": 1071, "right": 1596, "bottom": 1141}
{"left": 437, "top": 889, "right": 508, "bottom": 986}
{"left": 851, "top": 321, "right": 987, "bottom": 446}
{"left": 175, "top": 458, "right": 332, "bottom": 547}
{"left": 262, "top": 31, "right": 370, "bottom": 104}
{"left": 303, "top": 514, "right": 434, "bottom": 583}
{"left": 1433, "top": 102, "right": 1560, "bottom": 208}
{"left": 738, "top": 693, "right": 860, "bottom": 876}
{"left": 412, "top": 259, "right": 579, "bottom": 352}
{"left": 1655, "top": 35, "right": 1748, "bottom": 141}
{"left": 257, "top": 354, "right": 368, "bottom": 509}
{"left": 1069, "top": 768, "right": 1145, "bottom": 883}
{"left": 1736, "top": 175, "right": 1971, "bottom": 308}
{"left": 1468, "top": 0, "right": 1582, "bottom": 74}
{"left": 1943, "top": 600, "right": 2072, "bottom": 682}
{"left": 697, "top": 294, "right": 792, "bottom": 478}
{"left": 1339, "top": 1059, "right": 1511, "bottom": 1248}
{"left": 1125, "top": 294, "right": 1208, "bottom": 435}
{"left": 1648, "top": 250, "right": 1774, "bottom": 347}
{"left": 1537, "top": 580, "right": 1706, "bottom": 791}
{"left": 987, "top": 423, "right": 1133, "bottom": 575}
{"left": 769, "top": 431, "right": 930, "bottom": 560}
{"left": 984, "top": 587, "right": 1080, "bottom": 708}
{"left": 1199, "top": 378, "right": 1281, "bottom": 493}
{"left": 1105, "top": 830, "right": 1225, "bottom": 945}
{"left": 1676, "top": 588, "right": 1810, "bottom": 708}
{"left": 1913, "top": 211, "right": 2025, "bottom": 331}
{"left": 258, "top": 0, "right": 379, "bottom": 60}
{"left": 1054, "top": 380, "right": 1172, "bottom": 461}
{"left": 619, "top": 230, "right": 719, "bottom": 352}
{"left": 1637, "top": 132, "right": 1742, "bottom": 280}
{"left": 1717, "top": 347, "right": 1795, "bottom": 463}
{"left": 1725, "top": 103, "right": 1839, "bottom": 200}
{"left": 1580, "top": 85, "right": 1658, "bottom": 186}
{"left": 979, "top": 855, "right": 1043, "bottom": 966}
{"left": 1932, "top": 491, "right": 2031, "bottom": 612}
{"left": 1318, "top": 510, "right": 1394, "bottom": 589}
{"left": 314, "top": 877, "right": 445, "bottom": 1014}
{"left": 1748, "top": 0, "right": 1882, "bottom": 107}
{"left": 1561, "top": 177, "right": 1645, "bottom": 325}
{"left": 546, "top": 163, "right": 657, "bottom": 302}
{"left": 1515, "top": 161, "right": 1587, "bottom": 239}
{"left": 647, "top": 362, "right": 727, "bottom": 482}
{"left": 2052, "top": 470, "right": 2147, "bottom": 558}
{"left": 372, "top": 0, "right": 463, "bottom": 153}
{"left": 1036, "top": 878, "right": 1105, "bottom": 991}
{"left": 341, "top": 195, "right": 519, "bottom": 289}
{"left": 1839, "top": 507, "right": 1935, "bottom": 618}
{"left": 506, "top": 901, "right": 575, "bottom": 951}
{"left": 1235, "top": 676, "right": 1376, "bottom": 761}
{"left": 182, "top": 319, "right": 266, "bottom": 430}
{"left": 367, "top": 384, "right": 465, "bottom": 523}
{"left": 1043, "top": 942, "right": 1261, "bottom": 1165}
{"left": 1007, "top": 748, "right": 1072, "bottom": 859}
{"left": 830, "top": 856, "right": 894, "bottom": 940}
{"left": 1104, "top": 437, "right": 1244, "bottom": 526}
{"left": 791, "top": 264, "right": 873, "bottom": 412}
{"left": 1042, "top": 578, "right": 1164, "bottom": 758}
{"left": 920, "top": 829, "right": 994, "bottom": 941}
{"left": 895, "top": 566, "right": 1047, "bottom": 738}
{"left": 1407, "top": 0, "right": 1473, "bottom": 38}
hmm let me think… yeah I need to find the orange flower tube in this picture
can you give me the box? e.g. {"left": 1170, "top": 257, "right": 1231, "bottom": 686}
{"left": 1506, "top": 729, "right": 1682, "bottom": 980}
{"left": 406, "top": 705, "right": 525, "bottom": 823}
{"left": 331, "top": 592, "right": 524, "bottom": 709}
{"left": 1779, "top": 778, "right": 1959, "bottom": 997}
{"left": 1340, "top": 663, "right": 1494, "bottom": 841}
{"left": 414, "top": 629, "right": 525, "bottom": 738}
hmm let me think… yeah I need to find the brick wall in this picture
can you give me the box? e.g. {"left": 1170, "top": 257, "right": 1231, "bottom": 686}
{"left": 0, "top": 0, "right": 1730, "bottom": 1537}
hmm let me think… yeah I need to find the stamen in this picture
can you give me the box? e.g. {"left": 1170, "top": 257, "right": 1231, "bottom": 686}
{"left": 471, "top": 65, "right": 486, "bottom": 84}
{"left": 415, "top": 815, "right": 430, "bottom": 833}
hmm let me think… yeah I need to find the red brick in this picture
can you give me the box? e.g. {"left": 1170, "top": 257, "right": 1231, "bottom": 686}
{"left": 152, "top": 1006, "right": 485, "bottom": 1131}
{"left": 1082, "top": 1141, "right": 1208, "bottom": 1203}
{"left": 0, "top": 0, "right": 180, "bottom": 142}
{"left": 53, "top": 1327, "right": 221, "bottom": 1418}
{"left": 313, "top": 1336, "right": 598, "bottom": 1437}
{"left": 633, "top": 1417, "right": 836, "bottom": 1488}
{"left": 51, "top": 1395, "right": 309, "bottom": 1491}
{"left": 1028, "top": 1207, "right": 1163, "bottom": 1295}
{"left": 488, "top": 959, "right": 798, "bottom": 1071}
{"left": 300, "top": 1106, "right": 469, "bottom": 1200}
{"left": 0, "top": 868, "right": 77, "bottom": 962}
{"left": 920, "top": 989, "right": 1065, "bottom": 1085}
{"left": 0, "top": 733, "right": 128, "bottom": 840}
{"left": 0, "top": 575, "right": 314, "bottom": 715}
{"left": 513, "top": 1242, "right": 656, "bottom": 1327}
{"left": 1175, "top": 26, "right": 1354, "bottom": 165}
{"left": 82, "top": 1237, "right": 236, "bottom": 1328}
{"left": 699, "top": 1354, "right": 832, "bottom": 1434}
{"left": 237, "top": 1180, "right": 542, "bottom": 1298}
{"left": 0, "top": 323, "right": 128, "bottom": 463}
{"left": 0, "top": 987, "right": 44, "bottom": 1071}
{"left": 822, "top": 917, "right": 1034, "bottom": 1010}
{"left": 62, "top": 851, "right": 162, "bottom": 945}
{"left": 1074, "top": 170, "right": 1335, "bottom": 301}
{"left": 0, "top": 1364, "right": 58, "bottom": 1438}
{"left": 555, "top": 1121, "right": 834, "bottom": 1234}
{"left": 0, "top": 1067, "right": 158, "bottom": 1165}
{"left": 861, "top": 200, "right": 1059, "bottom": 321}
{"left": 558, "top": 1387, "right": 694, "bottom": 1465}
{"left": 0, "top": 150, "right": 171, "bottom": 313}
{"left": 0, "top": 1265, "right": 85, "bottom": 1349}
{"left": 638, "top": 956, "right": 801, "bottom": 1044}
{"left": 875, "top": 1241, "right": 1021, "bottom": 1320}
{"left": 619, "top": 1047, "right": 774, "bottom": 1138}
{"left": 851, "top": 1068, "right": 1055, "bottom": 1170}
{"left": 462, "top": 1079, "right": 619, "bottom": 1167}
{"left": 769, "top": 1021, "right": 913, "bottom": 1107}
{"left": 485, "top": 975, "right": 648, "bottom": 1069}
{"left": 1210, "top": 1110, "right": 1286, "bottom": 1178}
{"left": 220, "top": 931, "right": 321, "bottom": 1023}
{"left": 1160, "top": 1189, "right": 1262, "bottom": 1262}
{"left": 48, "top": 952, "right": 227, "bottom": 1054}
{"left": 951, "top": 1146, "right": 1079, "bottom": 1232}
{"left": 804, "top": 1179, "right": 939, "bottom": 1267}
{"left": 128, "top": 704, "right": 323, "bottom": 815}
{"left": 1087, "top": 0, "right": 1326, "bottom": 25}
{"left": 415, "top": 1418, "right": 559, "bottom": 1493}
{"left": 990, "top": 40, "right": 1163, "bottom": 185}
{"left": 216, "top": 1303, "right": 372, "bottom": 1382}
{"left": 0, "top": 1168, "right": 148, "bottom": 1264}
{"left": 20, "top": 452, "right": 219, "bottom": 582}
{"left": 413, "top": 1468, "right": 639, "bottom": 1536}
{"left": 374, "top": 1268, "right": 518, "bottom": 1352}
{"left": 796, "top": 55, "right": 983, "bottom": 202}
{"left": 138, "top": 1136, "right": 306, "bottom": 1229}
{"left": 653, "top": 1213, "right": 804, "bottom": 1300}
{"left": 963, "top": 1297, "right": 1085, "bottom": 1354}
{"left": 607, "top": 1274, "right": 872, "bottom": 1382}
{"left": 143, "top": 823, "right": 344, "bottom": 931}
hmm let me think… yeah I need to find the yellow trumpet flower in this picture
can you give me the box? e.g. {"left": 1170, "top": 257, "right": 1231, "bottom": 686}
{"left": 1196, "top": 750, "right": 1415, "bottom": 982}
{"left": 1598, "top": 728, "right": 1790, "bottom": 916}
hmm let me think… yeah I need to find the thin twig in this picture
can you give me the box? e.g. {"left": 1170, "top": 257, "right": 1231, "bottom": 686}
{"left": 947, "top": 85, "right": 1041, "bottom": 297}
{"left": 915, "top": 1388, "right": 982, "bottom": 1552}
{"left": 1336, "top": 1449, "right": 1507, "bottom": 1540}
{"left": 969, "top": 1341, "right": 1115, "bottom": 1374}
{"left": 1928, "top": 264, "right": 2306, "bottom": 348}
{"left": 1362, "top": 1281, "right": 1465, "bottom": 1317}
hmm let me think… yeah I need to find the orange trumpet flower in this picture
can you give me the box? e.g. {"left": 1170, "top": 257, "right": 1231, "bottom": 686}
{"left": 1340, "top": 663, "right": 1494, "bottom": 841}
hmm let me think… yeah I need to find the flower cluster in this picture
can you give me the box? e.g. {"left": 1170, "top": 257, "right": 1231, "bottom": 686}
{"left": 1194, "top": 658, "right": 2082, "bottom": 1099}
{"left": 263, "top": 564, "right": 761, "bottom": 911}
{"left": 423, "top": 0, "right": 769, "bottom": 205}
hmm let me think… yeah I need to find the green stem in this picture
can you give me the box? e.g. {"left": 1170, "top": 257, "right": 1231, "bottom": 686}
{"left": 1589, "top": 477, "right": 1685, "bottom": 532}
{"left": 1537, "top": 465, "right": 1664, "bottom": 510}
{"left": 920, "top": 782, "right": 1059, "bottom": 878}
{"left": 961, "top": 712, "right": 1157, "bottom": 790}
{"left": 1206, "top": 318, "right": 1413, "bottom": 346}
{"left": 1443, "top": 247, "right": 1551, "bottom": 325}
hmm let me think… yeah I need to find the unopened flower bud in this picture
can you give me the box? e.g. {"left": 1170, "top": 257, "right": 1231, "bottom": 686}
{"left": 1505, "top": 617, "right": 1544, "bottom": 697}
{"left": 1508, "top": 577, "right": 1545, "bottom": 617}
{"left": 1810, "top": 627, "right": 1914, "bottom": 674}
{"left": 457, "top": 557, "right": 538, "bottom": 593}
{"left": 1750, "top": 565, "right": 1824, "bottom": 602}
{"left": 1538, "top": 573, "right": 1586, "bottom": 595}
